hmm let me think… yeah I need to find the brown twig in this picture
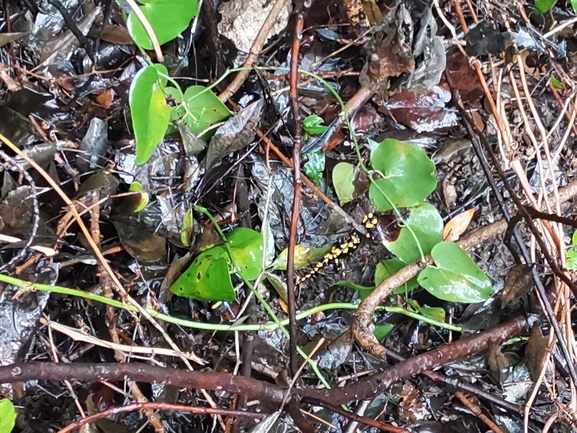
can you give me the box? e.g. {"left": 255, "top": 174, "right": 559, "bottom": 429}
{"left": 454, "top": 392, "right": 505, "bottom": 433}
{"left": 224, "top": 98, "right": 369, "bottom": 236}
{"left": 301, "top": 397, "right": 411, "bottom": 433}
{"left": 218, "top": 0, "right": 291, "bottom": 102}
{"left": 0, "top": 133, "right": 194, "bottom": 371}
{"left": 88, "top": 192, "right": 164, "bottom": 433}
{"left": 286, "top": 13, "right": 305, "bottom": 378}
{"left": 55, "top": 401, "right": 265, "bottom": 433}
{"left": 0, "top": 316, "right": 526, "bottom": 407}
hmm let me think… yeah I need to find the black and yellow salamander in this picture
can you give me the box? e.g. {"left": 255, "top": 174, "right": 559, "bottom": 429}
{"left": 296, "top": 213, "right": 380, "bottom": 285}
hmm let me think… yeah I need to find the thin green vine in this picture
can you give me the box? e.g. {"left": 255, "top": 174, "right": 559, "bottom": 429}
{"left": 0, "top": 273, "right": 461, "bottom": 333}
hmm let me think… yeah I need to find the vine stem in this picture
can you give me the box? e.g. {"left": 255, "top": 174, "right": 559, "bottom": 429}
{"left": 0, "top": 272, "right": 462, "bottom": 333}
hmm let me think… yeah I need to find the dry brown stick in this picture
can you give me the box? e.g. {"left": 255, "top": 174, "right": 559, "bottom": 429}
{"left": 351, "top": 178, "right": 577, "bottom": 358}
{"left": 455, "top": 392, "right": 506, "bottom": 433}
{"left": 92, "top": 192, "right": 165, "bottom": 433}
{"left": 0, "top": 316, "right": 526, "bottom": 407}
{"left": 301, "top": 397, "right": 411, "bottom": 433}
{"left": 55, "top": 401, "right": 265, "bottom": 433}
{"left": 286, "top": 13, "right": 305, "bottom": 377}
{"left": 218, "top": 0, "right": 291, "bottom": 103}
{"left": 301, "top": 316, "right": 527, "bottom": 404}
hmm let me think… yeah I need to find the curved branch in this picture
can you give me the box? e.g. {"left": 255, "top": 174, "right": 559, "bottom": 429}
{"left": 0, "top": 316, "right": 526, "bottom": 408}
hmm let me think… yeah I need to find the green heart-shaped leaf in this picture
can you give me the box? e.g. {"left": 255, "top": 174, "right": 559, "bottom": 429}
{"left": 384, "top": 203, "right": 443, "bottom": 264}
{"left": 417, "top": 242, "right": 492, "bottom": 303}
{"left": 170, "top": 227, "right": 262, "bottom": 301}
{"left": 369, "top": 139, "right": 437, "bottom": 211}
{"left": 332, "top": 162, "right": 355, "bottom": 205}
{"left": 227, "top": 228, "right": 263, "bottom": 280}
{"left": 303, "top": 115, "right": 329, "bottom": 135}
{"left": 171, "top": 86, "right": 231, "bottom": 137}
{"left": 303, "top": 151, "right": 325, "bottom": 185}
{"left": 127, "top": 0, "right": 200, "bottom": 50}
{"left": 170, "top": 249, "right": 235, "bottom": 301}
{"left": 129, "top": 64, "right": 170, "bottom": 165}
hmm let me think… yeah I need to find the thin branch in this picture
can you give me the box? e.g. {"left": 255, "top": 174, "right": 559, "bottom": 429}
{"left": 286, "top": 13, "right": 305, "bottom": 378}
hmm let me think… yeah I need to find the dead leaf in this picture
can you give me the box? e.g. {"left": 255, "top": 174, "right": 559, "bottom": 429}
{"left": 279, "top": 298, "right": 289, "bottom": 314}
{"left": 525, "top": 326, "right": 551, "bottom": 381}
{"left": 0, "top": 32, "right": 27, "bottom": 48}
{"left": 487, "top": 345, "right": 510, "bottom": 383}
{"left": 498, "top": 264, "right": 532, "bottom": 307}
{"left": 99, "top": 25, "right": 133, "bottom": 45}
{"left": 342, "top": 0, "right": 371, "bottom": 35}
{"left": 0, "top": 65, "right": 21, "bottom": 92}
{"left": 95, "top": 88, "right": 115, "bottom": 109}
{"left": 367, "top": 34, "right": 415, "bottom": 83}
{"left": 443, "top": 208, "right": 475, "bottom": 241}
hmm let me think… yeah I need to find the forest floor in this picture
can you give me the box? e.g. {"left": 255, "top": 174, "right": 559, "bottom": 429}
{"left": 0, "top": 0, "right": 577, "bottom": 432}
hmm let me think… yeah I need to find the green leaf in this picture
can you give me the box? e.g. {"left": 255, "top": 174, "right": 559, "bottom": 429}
{"left": 0, "top": 399, "right": 16, "bottom": 433}
{"left": 332, "top": 162, "right": 355, "bottom": 205}
{"left": 130, "top": 64, "right": 170, "bottom": 165}
{"left": 171, "top": 86, "right": 231, "bottom": 138}
{"left": 417, "top": 242, "right": 492, "bottom": 303}
{"left": 303, "top": 115, "right": 329, "bottom": 135}
{"left": 127, "top": 0, "right": 200, "bottom": 50}
{"left": 333, "top": 280, "right": 375, "bottom": 299}
{"left": 408, "top": 299, "right": 446, "bottom": 323}
{"left": 303, "top": 152, "right": 325, "bottom": 184}
{"left": 550, "top": 75, "right": 565, "bottom": 90}
{"left": 375, "top": 259, "right": 419, "bottom": 294}
{"left": 180, "top": 208, "right": 194, "bottom": 247}
{"left": 534, "top": 0, "right": 556, "bottom": 13}
{"left": 129, "top": 181, "right": 149, "bottom": 212}
{"left": 170, "top": 227, "right": 262, "bottom": 301}
{"left": 567, "top": 249, "right": 577, "bottom": 271}
{"left": 265, "top": 272, "right": 288, "bottom": 302}
{"left": 272, "top": 245, "right": 317, "bottom": 271}
{"left": 226, "top": 228, "right": 263, "bottom": 281}
{"left": 374, "top": 324, "right": 394, "bottom": 340}
{"left": 369, "top": 139, "right": 437, "bottom": 211}
{"left": 384, "top": 203, "right": 443, "bottom": 264}
{"left": 171, "top": 249, "right": 235, "bottom": 301}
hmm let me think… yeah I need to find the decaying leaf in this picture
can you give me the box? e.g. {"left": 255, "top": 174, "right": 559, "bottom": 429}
{"left": 443, "top": 208, "right": 475, "bottom": 241}
{"left": 525, "top": 326, "right": 551, "bottom": 382}
{"left": 203, "top": 99, "right": 263, "bottom": 170}
{"left": 498, "top": 264, "right": 532, "bottom": 307}
{"left": 488, "top": 345, "right": 511, "bottom": 383}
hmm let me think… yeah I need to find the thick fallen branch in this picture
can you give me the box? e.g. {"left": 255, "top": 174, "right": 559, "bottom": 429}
{"left": 0, "top": 316, "right": 526, "bottom": 408}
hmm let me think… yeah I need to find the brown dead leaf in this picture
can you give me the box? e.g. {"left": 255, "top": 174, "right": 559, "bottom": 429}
{"left": 279, "top": 298, "right": 289, "bottom": 314}
{"left": 96, "top": 88, "right": 115, "bottom": 109}
{"left": 0, "top": 65, "right": 21, "bottom": 92}
{"left": 525, "top": 326, "right": 551, "bottom": 381}
{"left": 444, "top": 50, "right": 483, "bottom": 103}
{"left": 498, "top": 264, "right": 532, "bottom": 307}
{"left": 99, "top": 25, "right": 134, "bottom": 45}
{"left": 487, "top": 345, "right": 510, "bottom": 383}
{"left": 443, "top": 208, "right": 475, "bottom": 241}
{"left": 367, "top": 34, "right": 415, "bottom": 83}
